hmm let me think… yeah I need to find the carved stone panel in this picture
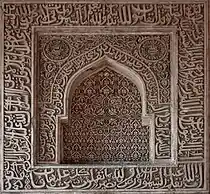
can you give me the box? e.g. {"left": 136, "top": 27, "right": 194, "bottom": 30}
{"left": 35, "top": 30, "right": 175, "bottom": 165}
{"left": 62, "top": 66, "right": 150, "bottom": 164}
{"left": 1, "top": 1, "right": 209, "bottom": 193}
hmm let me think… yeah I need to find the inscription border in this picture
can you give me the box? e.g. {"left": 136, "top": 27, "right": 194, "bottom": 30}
{"left": 1, "top": 0, "right": 209, "bottom": 193}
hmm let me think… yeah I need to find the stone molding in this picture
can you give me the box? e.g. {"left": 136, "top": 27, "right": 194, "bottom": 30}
{"left": 0, "top": 1, "right": 209, "bottom": 193}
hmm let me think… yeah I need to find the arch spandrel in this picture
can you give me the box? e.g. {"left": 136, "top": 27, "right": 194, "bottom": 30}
{"left": 50, "top": 43, "right": 160, "bottom": 109}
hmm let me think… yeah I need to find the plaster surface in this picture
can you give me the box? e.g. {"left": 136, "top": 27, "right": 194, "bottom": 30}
{"left": 0, "top": 0, "right": 209, "bottom": 193}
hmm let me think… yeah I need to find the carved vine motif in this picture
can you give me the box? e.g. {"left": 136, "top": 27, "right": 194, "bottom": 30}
{"left": 3, "top": 2, "right": 206, "bottom": 191}
{"left": 37, "top": 34, "right": 171, "bottom": 162}
{"left": 62, "top": 67, "right": 150, "bottom": 163}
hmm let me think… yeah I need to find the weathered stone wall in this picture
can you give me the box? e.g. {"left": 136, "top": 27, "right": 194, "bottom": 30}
{"left": 0, "top": 0, "right": 209, "bottom": 193}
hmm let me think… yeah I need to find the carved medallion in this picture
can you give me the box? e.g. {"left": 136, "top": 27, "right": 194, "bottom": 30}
{"left": 139, "top": 38, "right": 167, "bottom": 61}
{"left": 44, "top": 38, "right": 71, "bottom": 61}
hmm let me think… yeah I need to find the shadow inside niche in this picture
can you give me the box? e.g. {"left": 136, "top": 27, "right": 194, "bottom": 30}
{"left": 61, "top": 67, "right": 150, "bottom": 164}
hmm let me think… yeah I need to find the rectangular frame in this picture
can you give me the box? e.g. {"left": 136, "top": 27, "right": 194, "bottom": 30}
{"left": 1, "top": 0, "right": 209, "bottom": 193}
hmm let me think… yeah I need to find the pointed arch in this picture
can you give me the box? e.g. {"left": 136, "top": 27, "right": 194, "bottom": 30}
{"left": 61, "top": 56, "right": 152, "bottom": 125}
{"left": 58, "top": 56, "right": 155, "bottom": 164}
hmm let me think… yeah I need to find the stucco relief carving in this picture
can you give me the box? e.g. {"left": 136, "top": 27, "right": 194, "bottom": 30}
{"left": 44, "top": 38, "right": 71, "bottom": 61}
{"left": 36, "top": 32, "right": 174, "bottom": 164}
{"left": 2, "top": 1, "right": 208, "bottom": 193}
{"left": 139, "top": 38, "right": 167, "bottom": 61}
{"left": 62, "top": 66, "right": 150, "bottom": 163}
